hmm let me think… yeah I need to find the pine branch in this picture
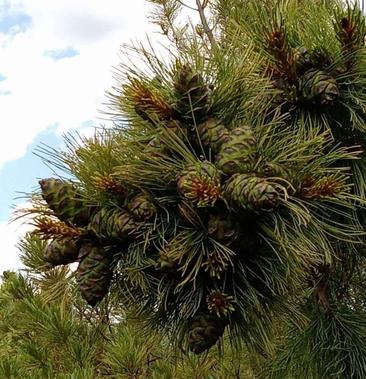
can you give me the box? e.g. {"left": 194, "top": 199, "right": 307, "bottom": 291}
{"left": 15, "top": 0, "right": 366, "bottom": 372}
{"left": 195, "top": 0, "right": 218, "bottom": 50}
{"left": 334, "top": 3, "right": 366, "bottom": 71}
{"left": 147, "top": 0, "right": 183, "bottom": 46}
{"left": 177, "top": 0, "right": 198, "bottom": 11}
{"left": 264, "top": 20, "right": 297, "bottom": 83}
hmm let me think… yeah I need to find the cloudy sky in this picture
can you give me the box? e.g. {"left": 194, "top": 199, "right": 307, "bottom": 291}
{"left": 0, "top": 0, "right": 159, "bottom": 272}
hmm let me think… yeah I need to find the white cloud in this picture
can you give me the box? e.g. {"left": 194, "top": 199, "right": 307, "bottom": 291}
{"left": 0, "top": 0, "right": 201, "bottom": 270}
{"left": 0, "top": 0, "right": 156, "bottom": 169}
{"left": 0, "top": 0, "right": 158, "bottom": 269}
{"left": 0, "top": 205, "right": 33, "bottom": 273}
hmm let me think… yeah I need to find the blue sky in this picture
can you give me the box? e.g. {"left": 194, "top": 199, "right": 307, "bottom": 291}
{"left": 0, "top": 0, "right": 154, "bottom": 272}
{"left": 43, "top": 46, "right": 79, "bottom": 60}
{"left": 0, "top": 10, "right": 31, "bottom": 34}
{"left": 0, "top": 126, "right": 60, "bottom": 221}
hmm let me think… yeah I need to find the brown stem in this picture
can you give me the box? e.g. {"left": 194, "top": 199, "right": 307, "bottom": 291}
{"left": 146, "top": 353, "right": 162, "bottom": 366}
{"left": 195, "top": 0, "right": 218, "bottom": 51}
{"left": 177, "top": 0, "right": 198, "bottom": 11}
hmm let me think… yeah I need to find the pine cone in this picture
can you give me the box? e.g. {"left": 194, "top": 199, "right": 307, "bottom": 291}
{"left": 216, "top": 126, "right": 257, "bottom": 176}
{"left": 177, "top": 161, "right": 221, "bottom": 207}
{"left": 44, "top": 237, "right": 79, "bottom": 267}
{"left": 224, "top": 174, "right": 280, "bottom": 211}
{"left": 89, "top": 208, "right": 137, "bottom": 240}
{"left": 187, "top": 311, "right": 227, "bottom": 354}
{"left": 262, "top": 162, "right": 289, "bottom": 178}
{"left": 128, "top": 193, "right": 157, "bottom": 221}
{"left": 39, "top": 178, "right": 92, "bottom": 226}
{"left": 294, "top": 46, "right": 312, "bottom": 75}
{"left": 300, "top": 69, "right": 339, "bottom": 106}
{"left": 76, "top": 243, "right": 113, "bottom": 306}
{"left": 197, "top": 118, "right": 229, "bottom": 153}
{"left": 174, "top": 65, "right": 210, "bottom": 123}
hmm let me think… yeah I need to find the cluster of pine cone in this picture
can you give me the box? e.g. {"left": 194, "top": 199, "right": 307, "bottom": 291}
{"left": 268, "top": 30, "right": 341, "bottom": 108}
{"left": 39, "top": 177, "right": 156, "bottom": 306}
{"left": 35, "top": 59, "right": 348, "bottom": 354}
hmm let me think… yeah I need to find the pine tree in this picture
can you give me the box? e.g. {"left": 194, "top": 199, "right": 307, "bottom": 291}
{"left": 0, "top": 234, "right": 255, "bottom": 378}
{"left": 18, "top": 0, "right": 366, "bottom": 377}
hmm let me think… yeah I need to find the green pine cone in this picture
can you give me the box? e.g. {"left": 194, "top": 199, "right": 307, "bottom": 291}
{"left": 224, "top": 174, "right": 280, "bottom": 211}
{"left": 177, "top": 161, "right": 221, "bottom": 207}
{"left": 128, "top": 193, "right": 157, "bottom": 221}
{"left": 216, "top": 126, "right": 257, "bottom": 175}
{"left": 187, "top": 311, "right": 227, "bottom": 354}
{"left": 262, "top": 162, "right": 289, "bottom": 178}
{"left": 76, "top": 243, "right": 113, "bottom": 306}
{"left": 300, "top": 69, "right": 339, "bottom": 106}
{"left": 39, "top": 178, "right": 91, "bottom": 226}
{"left": 294, "top": 46, "right": 312, "bottom": 75}
{"left": 174, "top": 65, "right": 210, "bottom": 123}
{"left": 89, "top": 208, "right": 137, "bottom": 240}
{"left": 198, "top": 118, "right": 230, "bottom": 153}
{"left": 44, "top": 237, "right": 79, "bottom": 267}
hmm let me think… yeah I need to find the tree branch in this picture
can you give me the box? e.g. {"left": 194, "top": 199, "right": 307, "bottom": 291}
{"left": 176, "top": 0, "right": 198, "bottom": 11}
{"left": 195, "top": 0, "right": 218, "bottom": 50}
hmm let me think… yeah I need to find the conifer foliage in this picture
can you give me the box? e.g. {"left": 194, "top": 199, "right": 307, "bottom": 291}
{"left": 22, "top": 1, "right": 366, "bottom": 376}
{"left": 0, "top": 235, "right": 256, "bottom": 378}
